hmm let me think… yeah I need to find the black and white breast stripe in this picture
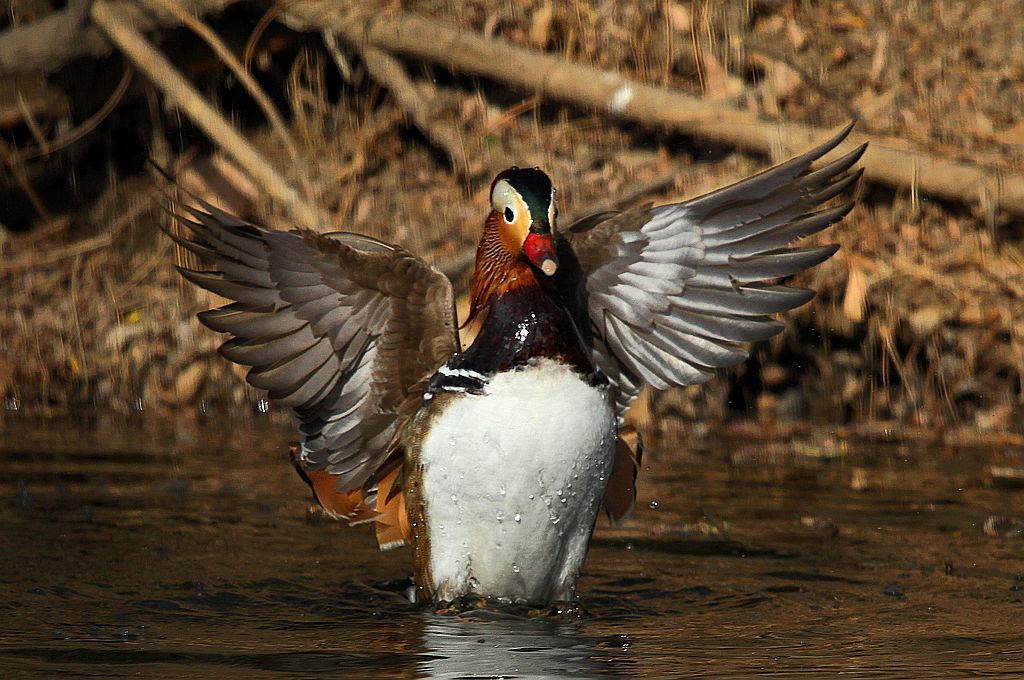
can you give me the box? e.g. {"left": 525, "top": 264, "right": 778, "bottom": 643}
{"left": 423, "top": 363, "right": 490, "bottom": 401}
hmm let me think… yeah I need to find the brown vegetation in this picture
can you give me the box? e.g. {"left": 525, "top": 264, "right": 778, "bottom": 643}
{"left": 0, "top": 0, "right": 1022, "bottom": 442}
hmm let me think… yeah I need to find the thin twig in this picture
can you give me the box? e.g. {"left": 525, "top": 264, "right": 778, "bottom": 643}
{"left": 90, "top": 0, "right": 327, "bottom": 228}
{"left": 302, "top": 9, "right": 1024, "bottom": 216}
{"left": 70, "top": 253, "right": 90, "bottom": 378}
{"left": 483, "top": 95, "right": 541, "bottom": 134}
{"left": 0, "top": 179, "right": 167, "bottom": 273}
{"left": 566, "top": 170, "right": 678, "bottom": 222}
{"left": 321, "top": 29, "right": 354, "bottom": 84}
{"left": 745, "top": 41, "right": 862, "bottom": 123}
{"left": 16, "top": 93, "right": 49, "bottom": 147}
{"left": 6, "top": 0, "right": 1024, "bottom": 216}
{"left": 0, "top": 140, "right": 51, "bottom": 220}
{"left": 358, "top": 45, "right": 472, "bottom": 178}
{"left": 19, "top": 62, "right": 134, "bottom": 161}
{"left": 144, "top": 0, "right": 313, "bottom": 201}
{"left": 0, "top": 233, "right": 111, "bottom": 272}
{"left": 242, "top": 0, "right": 303, "bottom": 72}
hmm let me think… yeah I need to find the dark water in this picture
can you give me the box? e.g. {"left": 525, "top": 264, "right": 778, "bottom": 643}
{"left": 1, "top": 414, "right": 1022, "bottom": 678}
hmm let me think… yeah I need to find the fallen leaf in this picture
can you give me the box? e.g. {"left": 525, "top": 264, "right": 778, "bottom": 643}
{"left": 530, "top": 1, "right": 554, "bottom": 48}
{"left": 870, "top": 31, "right": 888, "bottom": 83}
{"left": 174, "top": 361, "right": 207, "bottom": 404}
{"left": 832, "top": 12, "right": 866, "bottom": 30}
{"left": 843, "top": 260, "right": 868, "bottom": 322}
{"left": 995, "top": 119, "right": 1024, "bottom": 146}
{"left": 768, "top": 60, "right": 802, "bottom": 100}
{"left": 853, "top": 87, "right": 895, "bottom": 124}
{"left": 909, "top": 305, "right": 946, "bottom": 336}
{"left": 664, "top": 1, "right": 691, "bottom": 33}
{"left": 786, "top": 20, "right": 807, "bottom": 51}
{"left": 701, "top": 52, "right": 745, "bottom": 102}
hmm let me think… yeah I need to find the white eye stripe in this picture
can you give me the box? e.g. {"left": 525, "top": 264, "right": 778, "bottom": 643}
{"left": 491, "top": 179, "right": 529, "bottom": 222}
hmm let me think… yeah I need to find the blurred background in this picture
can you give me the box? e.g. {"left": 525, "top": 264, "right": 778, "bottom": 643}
{"left": 3, "top": 4, "right": 1024, "bottom": 675}
{"left": 1, "top": 0, "right": 1023, "bottom": 444}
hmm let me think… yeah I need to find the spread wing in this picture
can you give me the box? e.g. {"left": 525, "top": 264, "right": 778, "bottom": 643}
{"left": 569, "top": 124, "right": 865, "bottom": 416}
{"left": 167, "top": 199, "right": 459, "bottom": 494}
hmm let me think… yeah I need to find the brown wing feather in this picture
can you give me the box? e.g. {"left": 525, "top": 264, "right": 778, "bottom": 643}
{"left": 168, "top": 195, "right": 457, "bottom": 548}
{"left": 568, "top": 124, "right": 864, "bottom": 417}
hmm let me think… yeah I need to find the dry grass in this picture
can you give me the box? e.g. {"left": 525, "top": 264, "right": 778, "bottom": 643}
{"left": 0, "top": 0, "right": 1022, "bottom": 437}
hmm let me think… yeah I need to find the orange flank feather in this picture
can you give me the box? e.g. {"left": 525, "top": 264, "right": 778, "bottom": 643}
{"left": 372, "top": 462, "right": 411, "bottom": 550}
{"left": 603, "top": 425, "right": 643, "bottom": 526}
{"left": 290, "top": 446, "right": 412, "bottom": 550}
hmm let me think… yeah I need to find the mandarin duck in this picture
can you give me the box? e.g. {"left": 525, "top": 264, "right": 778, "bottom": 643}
{"left": 168, "top": 124, "right": 864, "bottom": 606}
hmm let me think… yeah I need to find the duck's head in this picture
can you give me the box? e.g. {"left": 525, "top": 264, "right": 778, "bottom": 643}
{"left": 488, "top": 166, "right": 559, "bottom": 277}
{"left": 466, "top": 167, "right": 561, "bottom": 326}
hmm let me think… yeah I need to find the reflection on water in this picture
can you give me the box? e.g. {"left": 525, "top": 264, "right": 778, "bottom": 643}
{"left": 1, "top": 413, "right": 1022, "bottom": 678}
{"left": 419, "top": 611, "right": 626, "bottom": 678}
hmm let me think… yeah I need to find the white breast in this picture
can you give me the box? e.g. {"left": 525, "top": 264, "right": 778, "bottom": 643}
{"left": 418, "top": 359, "right": 616, "bottom": 604}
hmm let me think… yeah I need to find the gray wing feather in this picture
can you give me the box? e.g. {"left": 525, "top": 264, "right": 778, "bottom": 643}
{"left": 571, "top": 124, "right": 865, "bottom": 416}
{"left": 169, "top": 198, "right": 457, "bottom": 491}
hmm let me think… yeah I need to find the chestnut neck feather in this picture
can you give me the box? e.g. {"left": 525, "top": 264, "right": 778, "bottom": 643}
{"left": 467, "top": 212, "right": 534, "bottom": 325}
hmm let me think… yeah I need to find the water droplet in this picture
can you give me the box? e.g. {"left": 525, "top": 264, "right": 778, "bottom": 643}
{"left": 514, "top": 513, "right": 522, "bottom": 523}
{"left": 512, "top": 563, "right": 520, "bottom": 573}
{"left": 555, "top": 488, "right": 563, "bottom": 496}
{"left": 450, "top": 494, "right": 458, "bottom": 502}
{"left": 560, "top": 497, "right": 568, "bottom": 505}
{"left": 499, "top": 484, "right": 506, "bottom": 496}
{"left": 550, "top": 515, "right": 561, "bottom": 525}
{"left": 528, "top": 494, "right": 534, "bottom": 500}
{"left": 468, "top": 576, "right": 480, "bottom": 590}
{"left": 496, "top": 511, "right": 504, "bottom": 523}
{"left": 649, "top": 500, "right": 659, "bottom": 509}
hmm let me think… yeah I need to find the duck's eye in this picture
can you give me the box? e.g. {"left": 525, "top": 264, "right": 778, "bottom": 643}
{"left": 504, "top": 206, "right": 515, "bottom": 223}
